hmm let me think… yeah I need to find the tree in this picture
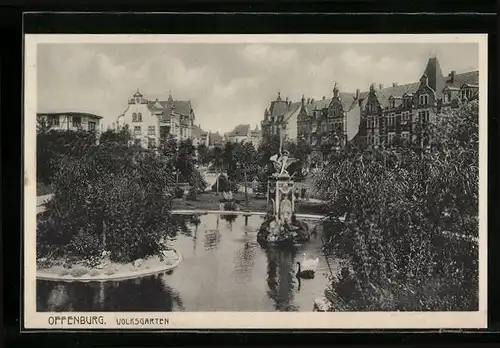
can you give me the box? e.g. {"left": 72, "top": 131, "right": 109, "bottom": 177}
{"left": 36, "top": 128, "right": 97, "bottom": 186}
{"left": 37, "top": 142, "right": 177, "bottom": 263}
{"left": 99, "top": 126, "right": 131, "bottom": 145}
{"left": 197, "top": 143, "right": 210, "bottom": 166}
{"left": 317, "top": 100, "right": 479, "bottom": 311}
{"left": 228, "top": 142, "right": 258, "bottom": 202}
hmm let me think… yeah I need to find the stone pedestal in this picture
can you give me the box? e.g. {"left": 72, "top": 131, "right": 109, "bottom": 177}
{"left": 267, "top": 176, "right": 295, "bottom": 221}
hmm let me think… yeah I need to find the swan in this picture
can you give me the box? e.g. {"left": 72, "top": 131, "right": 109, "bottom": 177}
{"left": 296, "top": 253, "right": 319, "bottom": 279}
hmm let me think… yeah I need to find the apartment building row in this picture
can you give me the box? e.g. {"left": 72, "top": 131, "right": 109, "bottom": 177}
{"left": 261, "top": 56, "right": 479, "bottom": 164}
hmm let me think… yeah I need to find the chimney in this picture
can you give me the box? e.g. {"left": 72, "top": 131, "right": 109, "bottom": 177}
{"left": 379, "top": 84, "right": 384, "bottom": 90}
{"left": 307, "top": 98, "right": 311, "bottom": 104}
{"left": 288, "top": 101, "right": 291, "bottom": 107}
{"left": 311, "top": 98, "right": 315, "bottom": 103}
{"left": 392, "top": 82, "right": 398, "bottom": 87}
{"left": 322, "top": 96, "right": 326, "bottom": 100}
{"left": 355, "top": 88, "right": 360, "bottom": 99}
{"left": 370, "top": 83, "right": 376, "bottom": 92}
{"left": 450, "top": 70, "right": 456, "bottom": 82}
{"left": 285, "top": 96, "right": 288, "bottom": 102}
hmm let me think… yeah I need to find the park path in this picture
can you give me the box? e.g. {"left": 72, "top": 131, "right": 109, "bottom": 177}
{"left": 36, "top": 193, "right": 54, "bottom": 214}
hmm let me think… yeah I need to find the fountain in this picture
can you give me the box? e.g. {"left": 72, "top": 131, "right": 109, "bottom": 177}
{"left": 257, "top": 145, "right": 310, "bottom": 247}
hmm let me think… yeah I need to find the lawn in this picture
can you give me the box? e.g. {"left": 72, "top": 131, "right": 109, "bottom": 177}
{"left": 171, "top": 191, "right": 325, "bottom": 215}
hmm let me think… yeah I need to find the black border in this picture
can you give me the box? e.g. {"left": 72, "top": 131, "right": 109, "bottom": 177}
{"left": 2, "top": 5, "right": 498, "bottom": 347}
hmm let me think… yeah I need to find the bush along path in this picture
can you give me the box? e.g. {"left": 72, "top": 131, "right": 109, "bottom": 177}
{"left": 315, "top": 100, "right": 480, "bottom": 312}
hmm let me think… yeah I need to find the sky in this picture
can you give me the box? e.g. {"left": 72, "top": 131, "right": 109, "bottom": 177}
{"left": 37, "top": 42, "right": 479, "bottom": 133}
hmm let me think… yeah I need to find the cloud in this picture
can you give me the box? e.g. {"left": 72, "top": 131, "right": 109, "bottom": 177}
{"left": 240, "top": 44, "right": 298, "bottom": 69}
{"left": 37, "top": 43, "right": 479, "bottom": 133}
{"left": 340, "top": 49, "right": 371, "bottom": 68}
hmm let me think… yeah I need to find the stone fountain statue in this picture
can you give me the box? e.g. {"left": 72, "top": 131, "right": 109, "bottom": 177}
{"left": 257, "top": 134, "right": 310, "bottom": 246}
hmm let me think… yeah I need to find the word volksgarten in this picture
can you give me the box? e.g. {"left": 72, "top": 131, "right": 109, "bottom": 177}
{"left": 48, "top": 315, "right": 105, "bottom": 325}
{"left": 116, "top": 317, "right": 170, "bottom": 325}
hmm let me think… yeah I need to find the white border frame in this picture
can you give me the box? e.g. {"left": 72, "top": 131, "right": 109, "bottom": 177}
{"left": 24, "top": 34, "right": 488, "bottom": 330}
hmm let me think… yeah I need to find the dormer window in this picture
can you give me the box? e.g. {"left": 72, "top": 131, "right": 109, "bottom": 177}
{"left": 132, "top": 113, "right": 138, "bottom": 122}
{"left": 135, "top": 97, "right": 141, "bottom": 104}
{"left": 461, "top": 88, "right": 475, "bottom": 101}
{"left": 443, "top": 91, "right": 451, "bottom": 103}
{"left": 403, "top": 97, "right": 412, "bottom": 108}
{"left": 389, "top": 98, "right": 395, "bottom": 108}
{"left": 419, "top": 94, "right": 429, "bottom": 105}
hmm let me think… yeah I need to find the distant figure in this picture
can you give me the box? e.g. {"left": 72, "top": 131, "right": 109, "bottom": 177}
{"left": 295, "top": 187, "right": 300, "bottom": 200}
{"left": 301, "top": 187, "right": 306, "bottom": 200}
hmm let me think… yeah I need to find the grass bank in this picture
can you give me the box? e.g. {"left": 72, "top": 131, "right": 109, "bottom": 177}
{"left": 172, "top": 191, "right": 325, "bottom": 215}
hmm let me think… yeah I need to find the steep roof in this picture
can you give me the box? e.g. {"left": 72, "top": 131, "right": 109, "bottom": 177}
{"left": 147, "top": 100, "right": 193, "bottom": 116}
{"left": 227, "top": 124, "right": 251, "bottom": 137}
{"left": 283, "top": 102, "right": 302, "bottom": 123}
{"left": 302, "top": 92, "right": 356, "bottom": 116}
{"left": 37, "top": 111, "right": 103, "bottom": 119}
{"left": 209, "top": 132, "right": 223, "bottom": 143}
{"left": 191, "top": 124, "right": 205, "bottom": 138}
{"left": 269, "top": 100, "right": 290, "bottom": 118}
{"left": 444, "top": 70, "right": 479, "bottom": 89}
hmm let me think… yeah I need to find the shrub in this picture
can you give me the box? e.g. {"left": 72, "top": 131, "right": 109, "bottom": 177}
{"left": 37, "top": 141, "right": 177, "bottom": 264}
{"left": 174, "top": 186, "right": 184, "bottom": 198}
{"left": 187, "top": 187, "right": 198, "bottom": 200}
{"left": 317, "top": 101, "right": 479, "bottom": 311}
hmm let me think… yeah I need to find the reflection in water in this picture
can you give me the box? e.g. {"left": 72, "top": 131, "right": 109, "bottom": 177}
{"left": 37, "top": 275, "right": 183, "bottom": 312}
{"left": 265, "top": 247, "right": 299, "bottom": 311}
{"left": 37, "top": 215, "right": 336, "bottom": 312}
{"left": 204, "top": 228, "right": 222, "bottom": 251}
{"left": 233, "top": 241, "right": 256, "bottom": 283}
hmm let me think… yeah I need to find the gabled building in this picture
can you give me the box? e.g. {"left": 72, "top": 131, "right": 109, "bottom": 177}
{"left": 207, "top": 131, "right": 225, "bottom": 149}
{"left": 297, "top": 84, "right": 361, "bottom": 152}
{"left": 261, "top": 92, "right": 302, "bottom": 142}
{"left": 226, "top": 124, "right": 262, "bottom": 148}
{"left": 356, "top": 57, "right": 479, "bottom": 149}
{"left": 116, "top": 89, "right": 195, "bottom": 149}
{"left": 37, "top": 112, "right": 103, "bottom": 134}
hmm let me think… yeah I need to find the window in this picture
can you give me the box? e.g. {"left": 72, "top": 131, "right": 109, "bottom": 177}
{"left": 72, "top": 116, "right": 82, "bottom": 128}
{"left": 88, "top": 121, "right": 96, "bottom": 131}
{"left": 148, "top": 138, "right": 156, "bottom": 149}
{"left": 132, "top": 113, "right": 137, "bottom": 122}
{"left": 48, "top": 115, "right": 60, "bottom": 126}
{"left": 134, "top": 126, "right": 141, "bottom": 135}
{"left": 444, "top": 92, "right": 451, "bottom": 103}
{"left": 403, "top": 97, "right": 412, "bottom": 108}
{"left": 418, "top": 111, "right": 430, "bottom": 124}
{"left": 389, "top": 99, "right": 395, "bottom": 108}
{"left": 401, "top": 132, "right": 410, "bottom": 143}
{"left": 148, "top": 126, "right": 155, "bottom": 135}
{"left": 401, "top": 111, "right": 410, "bottom": 124}
{"left": 386, "top": 113, "right": 395, "bottom": 127}
{"left": 374, "top": 136, "right": 379, "bottom": 146}
{"left": 419, "top": 94, "right": 429, "bottom": 105}
{"left": 367, "top": 103, "right": 377, "bottom": 114}
{"left": 461, "top": 88, "right": 475, "bottom": 101}
{"left": 137, "top": 113, "right": 142, "bottom": 122}
{"left": 388, "top": 132, "right": 395, "bottom": 144}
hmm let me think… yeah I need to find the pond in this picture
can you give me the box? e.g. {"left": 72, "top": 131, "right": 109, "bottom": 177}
{"left": 37, "top": 214, "right": 342, "bottom": 312}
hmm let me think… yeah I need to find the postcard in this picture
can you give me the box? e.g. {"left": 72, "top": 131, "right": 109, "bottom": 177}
{"left": 24, "top": 33, "right": 487, "bottom": 329}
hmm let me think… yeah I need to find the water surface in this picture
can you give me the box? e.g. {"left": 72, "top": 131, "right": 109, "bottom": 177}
{"left": 37, "top": 214, "right": 340, "bottom": 312}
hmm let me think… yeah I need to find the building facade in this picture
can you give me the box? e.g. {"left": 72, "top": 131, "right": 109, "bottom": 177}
{"left": 37, "top": 112, "right": 103, "bottom": 133}
{"left": 225, "top": 124, "right": 261, "bottom": 148}
{"left": 261, "top": 86, "right": 361, "bottom": 166}
{"left": 117, "top": 90, "right": 196, "bottom": 149}
{"left": 357, "top": 57, "right": 479, "bottom": 149}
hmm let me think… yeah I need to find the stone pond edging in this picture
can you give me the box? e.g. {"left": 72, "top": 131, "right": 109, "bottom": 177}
{"left": 36, "top": 249, "right": 183, "bottom": 283}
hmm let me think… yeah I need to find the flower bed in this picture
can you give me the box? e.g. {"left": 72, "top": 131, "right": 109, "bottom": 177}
{"left": 36, "top": 249, "right": 183, "bottom": 283}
